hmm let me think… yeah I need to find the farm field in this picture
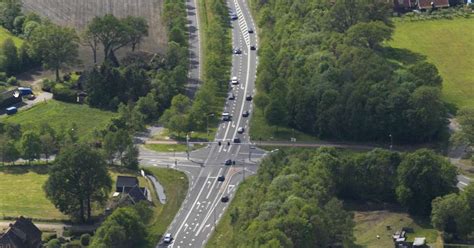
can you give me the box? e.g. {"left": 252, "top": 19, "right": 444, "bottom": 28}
{"left": 21, "top": 0, "right": 167, "bottom": 66}
{"left": 0, "top": 27, "right": 23, "bottom": 46}
{"left": 390, "top": 18, "right": 474, "bottom": 109}
{"left": 3, "top": 100, "right": 117, "bottom": 141}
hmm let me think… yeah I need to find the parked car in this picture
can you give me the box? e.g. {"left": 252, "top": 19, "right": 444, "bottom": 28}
{"left": 237, "top": 127, "right": 245, "bottom": 134}
{"left": 221, "top": 196, "right": 229, "bottom": 202}
{"left": 246, "top": 95, "right": 253, "bottom": 101}
{"left": 230, "top": 13, "right": 238, "bottom": 20}
{"left": 242, "top": 110, "right": 250, "bottom": 117}
{"left": 248, "top": 28, "right": 254, "bottom": 33}
{"left": 164, "top": 233, "right": 173, "bottom": 244}
{"left": 250, "top": 45, "right": 256, "bottom": 50}
{"left": 6, "top": 106, "right": 17, "bottom": 115}
{"left": 218, "top": 175, "right": 225, "bottom": 182}
{"left": 228, "top": 93, "right": 235, "bottom": 100}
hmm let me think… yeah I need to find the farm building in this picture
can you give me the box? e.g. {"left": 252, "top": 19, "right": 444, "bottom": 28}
{"left": 115, "top": 176, "right": 151, "bottom": 204}
{"left": 0, "top": 89, "right": 21, "bottom": 108}
{"left": 392, "top": 0, "right": 450, "bottom": 10}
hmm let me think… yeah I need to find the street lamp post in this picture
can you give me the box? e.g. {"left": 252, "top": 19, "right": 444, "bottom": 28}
{"left": 389, "top": 134, "right": 393, "bottom": 150}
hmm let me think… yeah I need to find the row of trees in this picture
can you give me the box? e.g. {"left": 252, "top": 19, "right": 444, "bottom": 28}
{"left": 159, "top": 0, "right": 232, "bottom": 136}
{"left": 222, "top": 148, "right": 463, "bottom": 247}
{"left": 250, "top": 0, "right": 448, "bottom": 143}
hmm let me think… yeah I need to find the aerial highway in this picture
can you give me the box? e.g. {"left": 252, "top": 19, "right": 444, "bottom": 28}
{"left": 145, "top": 0, "right": 263, "bottom": 247}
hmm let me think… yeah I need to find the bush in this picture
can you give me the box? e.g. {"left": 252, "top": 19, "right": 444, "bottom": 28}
{"left": 80, "top": 233, "right": 91, "bottom": 246}
{"left": 7, "top": 76, "right": 17, "bottom": 86}
{"left": 45, "top": 239, "right": 61, "bottom": 248}
{"left": 41, "top": 79, "right": 56, "bottom": 92}
{"left": 52, "top": 86, "right": 77, "bottom": 103}
{"left": 0, "top": 72, "right": 7, "bottom": 82}
{"left": 42, "top": 233, "right": 57, "bottom": 243}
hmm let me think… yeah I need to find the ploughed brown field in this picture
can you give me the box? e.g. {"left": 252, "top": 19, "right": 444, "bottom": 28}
{"left": 21, "top": 0, "right": 167, "bottom": 67}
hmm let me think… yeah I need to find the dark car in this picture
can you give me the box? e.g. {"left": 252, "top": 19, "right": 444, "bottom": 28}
{"left": 246, "top": 95, "right": 253, "bottom": 101}
{"left": 248, "top": 28, "right": 254, "bottom": 33}
{"left": 218, "top": 175, "right": 225, "bottom": 182}
{"left": 228, "top": 93, "right": 235, "bottom": 100}
{"left": 233, "top": 137, "right": 241, "bottom": 143}
{"left": 242, "top": 110, "right": 250, "bottom": 117}
{"left": 250, "top": 45, "right": 256, "bottom": 50}
{"left": 230, "top": 13, "right": 238, "bottom": 20}
{"left": 221, "top": 196, "right": 229, "bottom": 202}
{"left": 225, "top": 159, "right": 232, "bottom": 165}
{"left": 233, "top": 48, "right": 241, "bottom": 54}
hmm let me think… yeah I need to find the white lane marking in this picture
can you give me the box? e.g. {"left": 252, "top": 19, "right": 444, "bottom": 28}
{"left": 174, "top": 172, "right": 211, "bottom": 239}
{"left": 206, "top": 168, "right": 222, "bottom": 199}
{"left": 459, "top": 181, "right": 468, "bottom": 186}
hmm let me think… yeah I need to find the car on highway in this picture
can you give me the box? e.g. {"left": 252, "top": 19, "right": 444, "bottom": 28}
{"left": 230, "top": 13, "right": 238, "bottom": 20}
{"left": 250, "top": 45, "right": 256, "bottom": 50}
{"left": 218, "top": 175, "right": 225, "bottom": 182}
{"left": 164, "top": 233, "right": 173, "bottom": 243}
{"left": 246, "top": 94, "right": 253, "bottom": 101}
{"left": 222, "top": 112, "right": 231, "bottom": 121}
{"left": 242, "top": 110, "right": 250, "bottom": 117}
{"left": 231, "top": 76, "right": 239, "bottom": 85}
{"left": 228, "top": 92, "right": 235, "bottom": 100}
{"left": 233, "top": 48, "right": 241, "bottom": 54}
{"left": 237, "top": 127, "right": 245, "bottom": 134}
{"left": 225, "top": 159, "right": 232, "bottom": 165}
{"left": 248, "top": 28, "right": 254, "bottom": 33}
{"left": 233, "top": 137, "right": 241, "bottom": 143}
{"left": 221, "top": 196, "right": 229, "bottom": 202}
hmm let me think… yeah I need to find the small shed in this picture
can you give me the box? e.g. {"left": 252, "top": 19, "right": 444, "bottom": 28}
{"left": 0, "top": 89, "right": 21, "bottom": 108}
{"left": 18, "top": 87, "right": 33, "bottom": 96}
{"left": 413, "top": 237, "right": 426, "bottom": 247}
{"left": 116, "top": 176, "right": 139, "bottom": 193}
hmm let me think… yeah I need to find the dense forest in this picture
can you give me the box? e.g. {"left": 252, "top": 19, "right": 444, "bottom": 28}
{"left": 220, "top": 148, "right": 470, "bottom": 247}
{"left": 250, "top": 0, "right": 448, "bottom": 144}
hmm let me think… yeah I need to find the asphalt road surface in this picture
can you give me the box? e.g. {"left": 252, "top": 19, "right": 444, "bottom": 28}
{"left": 146, "top": 0, "right": 262, "bottom": 247}
{"left": 185, "top": 0, "right": 202, "bottom": 98}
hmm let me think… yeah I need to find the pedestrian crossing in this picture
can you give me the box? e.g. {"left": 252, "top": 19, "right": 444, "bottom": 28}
{"left": 233, "top": 0, "right": 250, "bottom": 46}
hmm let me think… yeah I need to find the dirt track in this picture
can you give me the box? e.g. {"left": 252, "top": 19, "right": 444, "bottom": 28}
{"left": 21, "top": 0, "right": 167, "bottom": 67}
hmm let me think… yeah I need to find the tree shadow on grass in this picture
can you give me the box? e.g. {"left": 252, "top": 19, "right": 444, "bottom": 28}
{"left": 382, "top": 47, "right": 427, "bottom": 66}
{"left": 0, "top": 164, "right": 50, "bottom": 175}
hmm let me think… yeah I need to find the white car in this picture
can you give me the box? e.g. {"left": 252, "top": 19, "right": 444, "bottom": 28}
{"left": 231, "top": 76, "right": 239, "bottom": 85}
{"left": 237, "top": 127, "right": 245, "bottom": 134}
{"left": 164, "top": 233, "right": 173, "bottom": 243}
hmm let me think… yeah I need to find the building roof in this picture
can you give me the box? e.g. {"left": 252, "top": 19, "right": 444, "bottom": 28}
{"left": 417, "top": 0, "right": 449, "bottom": 9}
{"left": 0, "top": 216, "right": 42, "bottom": 248}
{"left": 127, "top": 185, "right": 148, "bottom": 203}
{"left": 116, "top": 176, "right": 139, "bottom": 189}
{"left": 413, "top": 237, "right": 426, "bottom": 246}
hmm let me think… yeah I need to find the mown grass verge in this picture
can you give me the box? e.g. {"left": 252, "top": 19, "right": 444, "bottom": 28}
{"left": 144, "top": 168, "right": 188, "bottom": 246}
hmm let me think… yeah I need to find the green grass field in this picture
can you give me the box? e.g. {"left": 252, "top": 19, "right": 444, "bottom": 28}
{"left": 4, "top": 100, "right": 117, "bottom": 141}
{"left": 0, "top": 165, "right": 149, "bottom": 221}
{"left": 354, "top": 210, "right": 441, "bottom": 248}
{"left": 0, "top": 165, "right": 66, "bottom": 220}
{"left": 144, "top": 143, "right": 205, "bottom": 153}
{"left": 144, "top": 168, "right": 188, "bottom": 246}
{"left": 390, "top": 18, "right": 474, "bottom": 109}
{"left": 0, "top": 27, "right": 23, "bottom": 46}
